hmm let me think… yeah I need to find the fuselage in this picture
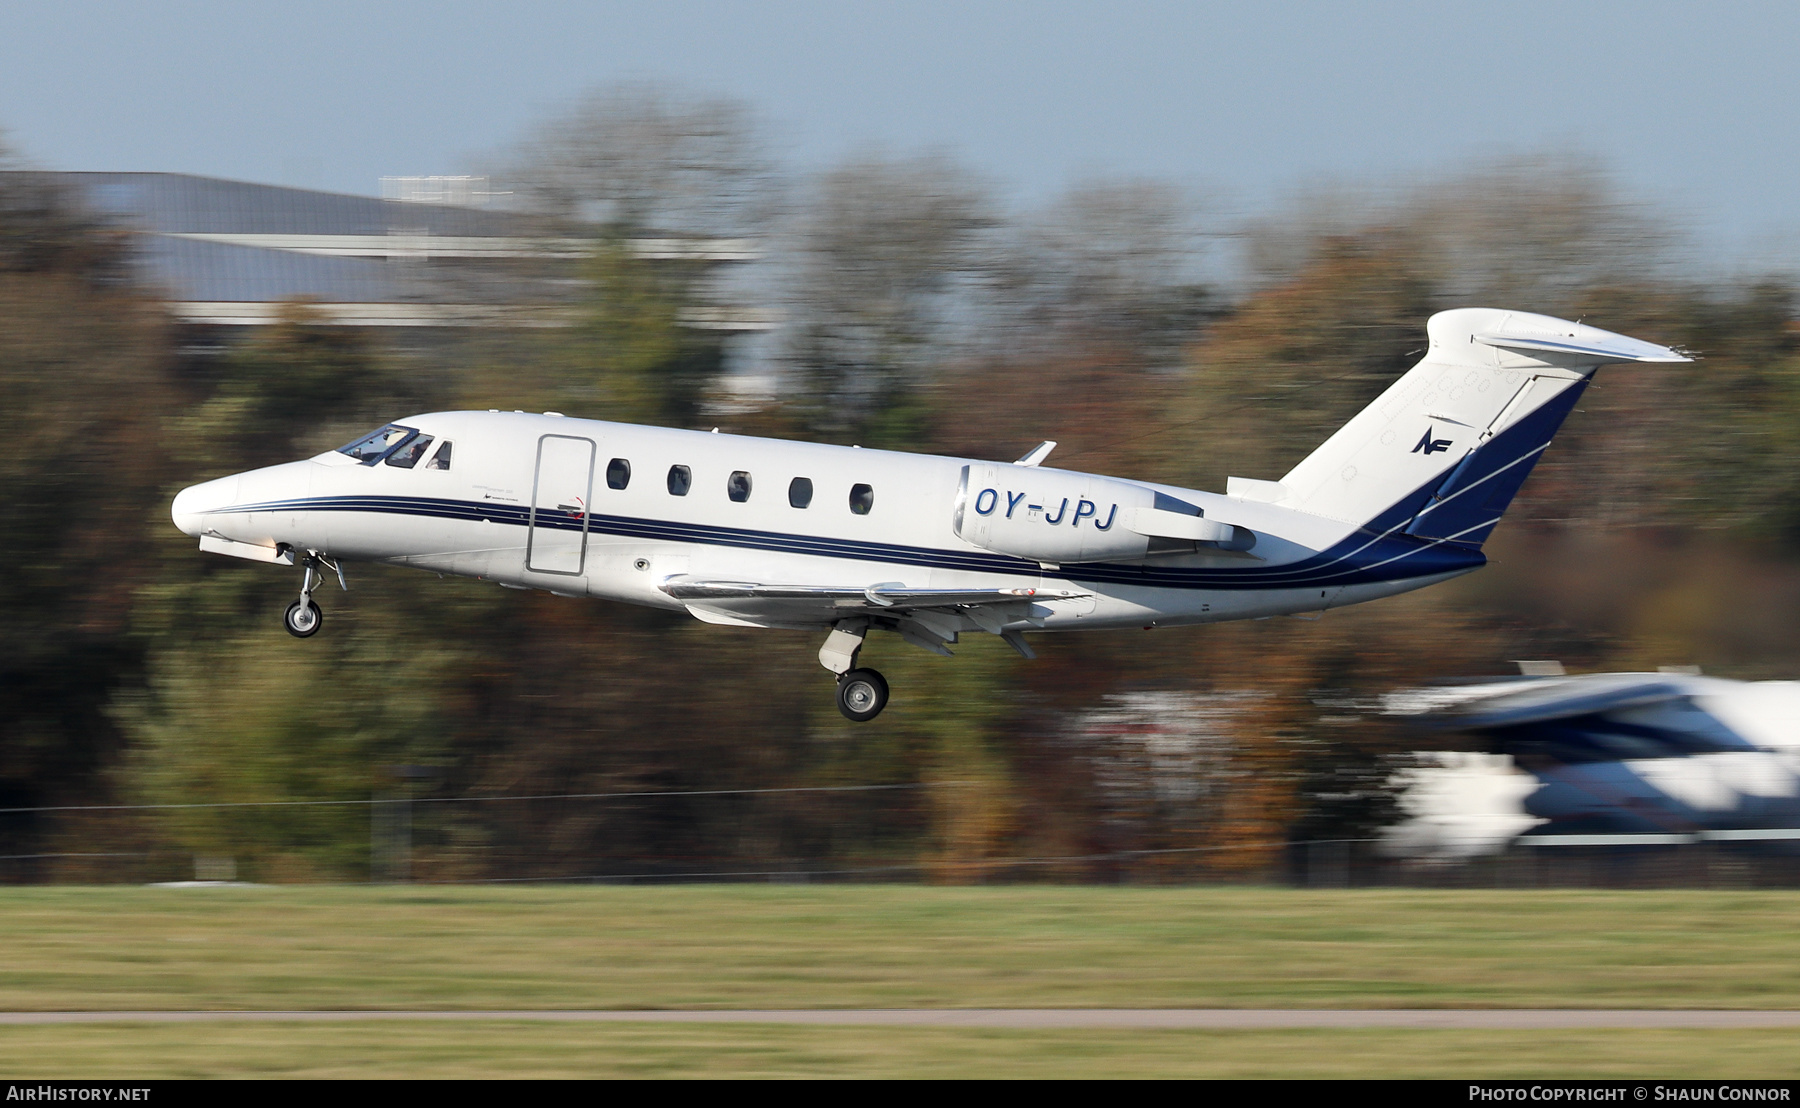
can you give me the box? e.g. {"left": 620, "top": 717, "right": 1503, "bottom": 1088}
{"left": 170, "top": 409, "right": 1484, "bottom": 633}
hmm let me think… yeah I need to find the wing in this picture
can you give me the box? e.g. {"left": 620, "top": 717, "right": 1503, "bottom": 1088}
{"left": 659, "top": 576, "right": 1088, "bottom": 657}
{"left": 1391, "top": 672, "right": 1757, "bottom": 761}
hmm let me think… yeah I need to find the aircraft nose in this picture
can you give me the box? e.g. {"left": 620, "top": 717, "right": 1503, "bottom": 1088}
{"left": 171, "top": 475, "right": 239, "bottom": 537}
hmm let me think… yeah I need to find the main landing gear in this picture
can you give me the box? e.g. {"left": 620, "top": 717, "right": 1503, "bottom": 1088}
{"left": 819, "top": 619, "right": 889, "bottom": 722}
{"left": 283, "top": 553, "right": 344, "bottom": 639}
{"left": 836, "top": 668, "right": 889, "bottom": 723}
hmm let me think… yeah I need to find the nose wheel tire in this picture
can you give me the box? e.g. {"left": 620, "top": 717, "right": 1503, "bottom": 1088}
{"left": 836, "top": 668, "right": 889, "bottom": 722}
{"left": 284, "top": 599, "right": 323, "bottom": 638}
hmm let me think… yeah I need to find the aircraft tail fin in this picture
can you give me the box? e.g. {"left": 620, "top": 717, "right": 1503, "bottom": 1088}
{"left": 1246, "top": 309, "right": 1688, "bottom": 546}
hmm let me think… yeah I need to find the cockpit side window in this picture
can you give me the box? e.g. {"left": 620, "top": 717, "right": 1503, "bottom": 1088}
{"left": 338, "top": 424, "right": 418, "bottom": 465}
{"left": 385, "top": 434, "right": 435, "bottom": 469}
{"left": 425, "top": 441, "right": 452, "bottom": 471}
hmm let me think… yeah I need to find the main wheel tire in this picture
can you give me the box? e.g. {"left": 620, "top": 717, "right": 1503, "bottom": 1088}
{"left": 836, "top": 667, "right": 889, "bottom": 722}
{"left": 284, "top": 599, "right": 323, "bottom": 638}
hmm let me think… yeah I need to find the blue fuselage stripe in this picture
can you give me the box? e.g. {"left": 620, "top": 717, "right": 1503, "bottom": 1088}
{"left": 216, "top": 495, "right": 1486, "bottom": 590}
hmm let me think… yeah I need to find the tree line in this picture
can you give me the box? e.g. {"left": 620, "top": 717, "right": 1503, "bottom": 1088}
{"left": 2, "top": 89, "right": 1798, "bottom": 882}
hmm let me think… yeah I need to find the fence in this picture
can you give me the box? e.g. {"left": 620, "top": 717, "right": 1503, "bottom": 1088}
{"left": 2, "top": 783, "right": 1799, "bottom": 888}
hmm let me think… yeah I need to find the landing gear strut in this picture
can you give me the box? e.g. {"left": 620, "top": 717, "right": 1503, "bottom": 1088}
{"left": 283, "top": 554, "right": 342, "bottom": 639}
{"left": 819, "top": 619, "right": 888, "bottom": 721}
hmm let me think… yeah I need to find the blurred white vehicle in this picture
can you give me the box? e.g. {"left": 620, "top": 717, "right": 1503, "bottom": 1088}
{"left": 1385, "top": 669, "right": 1800, "bottom": 857}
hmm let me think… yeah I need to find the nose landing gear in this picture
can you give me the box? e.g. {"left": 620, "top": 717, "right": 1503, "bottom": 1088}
{"left": 285, "top": 597, "right": 322, "bottom": 638}
{"left": 283, "top": 553, "right": 343, "bottom": 639}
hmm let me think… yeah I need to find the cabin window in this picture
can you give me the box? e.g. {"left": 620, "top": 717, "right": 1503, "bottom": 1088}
{"left": 667, "top": 465, "right": 691, "bottom": 496}
{"left": 384, "top": 434, "right": 435, "bottom": 469}
{"left": 337, "top": 424, "right": 417, "bottom": 465}
{"left": 849, "top": 483, "right": 874, "bottom": 515}
{"left": 727, "top": 471, "right": 753, "bottom": 503}
{"left": 425, "top": 441, "right": 452, "bottom": 470}
{"left": 606, "top": 457, "right": 631, "bottom": 490}
{"left": 788, "top": 477, "right": 813, "bottom": 508}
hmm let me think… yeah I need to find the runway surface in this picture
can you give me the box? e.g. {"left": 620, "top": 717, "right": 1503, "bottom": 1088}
{"left": 3, "top": 1010, "right": 1799, "bottom": 1029}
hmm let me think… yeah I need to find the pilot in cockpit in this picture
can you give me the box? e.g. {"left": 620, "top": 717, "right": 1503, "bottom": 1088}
{"left": 392, "top": 439, "right": 432, "bottom": 468}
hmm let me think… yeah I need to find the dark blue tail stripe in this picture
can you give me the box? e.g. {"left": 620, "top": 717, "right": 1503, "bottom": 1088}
{"left": 1405, "top": 379, "right": 1588, "bottom": 546}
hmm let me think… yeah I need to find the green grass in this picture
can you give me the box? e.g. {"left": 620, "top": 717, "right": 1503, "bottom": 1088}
{"left": 0, "top": 885, "right": 1795, "bottom": 1012}
{"left": 0, "top": 885, "right": 1796, "bottom": 1076}
{"left": 0, "top": 1023, "right": 1795, "bottom": 1079}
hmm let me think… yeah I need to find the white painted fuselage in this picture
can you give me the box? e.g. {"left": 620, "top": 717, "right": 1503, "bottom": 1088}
{"left": 171, "top": 409, "right": 1465, "bottom": 634}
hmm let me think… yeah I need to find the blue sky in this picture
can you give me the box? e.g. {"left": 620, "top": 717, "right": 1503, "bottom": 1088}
{"left": 5, "top": 1, "right": 1798, "bottom": 263}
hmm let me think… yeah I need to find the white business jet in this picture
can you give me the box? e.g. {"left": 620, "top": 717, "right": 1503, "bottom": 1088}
{"left": 171, "top": 309, "right": 1686, "bottom": 721}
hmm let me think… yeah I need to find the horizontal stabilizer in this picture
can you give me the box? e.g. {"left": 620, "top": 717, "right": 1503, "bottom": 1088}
{"left": 1474, "top": 326, "right": 1690, "bottom": 365}
{"left": 1226, "top": 477, "right": 1288, "bottom": 504}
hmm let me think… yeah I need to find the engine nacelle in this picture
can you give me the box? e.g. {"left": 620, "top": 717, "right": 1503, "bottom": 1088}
{"left": 953, "top": 463, "right": 1248, "bottom": 564}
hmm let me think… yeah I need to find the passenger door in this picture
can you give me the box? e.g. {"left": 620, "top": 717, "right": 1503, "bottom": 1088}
{"left": 527, "top": 434, "right": 596, "bottom": 575}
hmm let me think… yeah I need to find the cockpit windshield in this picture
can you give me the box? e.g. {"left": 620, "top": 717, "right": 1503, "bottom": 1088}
{"left": 337, "top": 425, "right": 418, "bottom": 465}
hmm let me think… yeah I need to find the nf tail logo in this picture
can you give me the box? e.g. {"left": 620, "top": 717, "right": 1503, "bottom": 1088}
{"left": 1412, "top": 427, "right": 1453, "bottom": 455}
